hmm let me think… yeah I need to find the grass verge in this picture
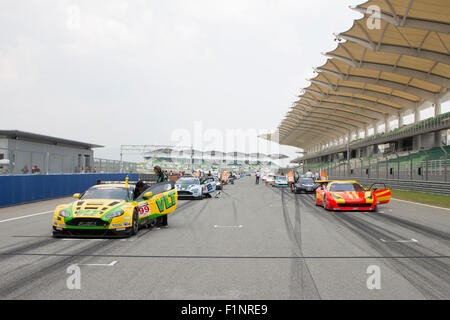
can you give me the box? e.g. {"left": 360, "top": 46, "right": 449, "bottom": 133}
{"left": 390, "top": 189, "right": 450, "bottom": 209}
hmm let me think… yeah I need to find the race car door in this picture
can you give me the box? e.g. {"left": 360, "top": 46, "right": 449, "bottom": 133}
{"left": 373, "top": 189, "right": 392, "bottom": 205}
{"left": 201, "top": 177, "right": 216, "bottom": 194}
{"left": 136, "top": 182, "right": 178, "bottom": 221}
{"left": 315, "top": 184, "right": 326, "bottom": 204}
{"left": 370, "top": 183, "right": 392, "bottom": 205}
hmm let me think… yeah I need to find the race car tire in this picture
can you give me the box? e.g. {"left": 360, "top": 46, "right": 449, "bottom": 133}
{"left": 131, "top": 211, "right": 139, "bottom": 236}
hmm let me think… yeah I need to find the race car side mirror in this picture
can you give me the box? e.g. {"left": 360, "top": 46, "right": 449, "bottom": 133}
{"left": 143, "top": 192, "right": 153, "bottom": 199}
{"left": 73, "top": 193, "right": 81, "bottom": 199}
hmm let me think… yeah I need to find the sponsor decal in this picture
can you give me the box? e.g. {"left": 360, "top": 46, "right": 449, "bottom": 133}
{"left": 123, "top": 222, "right": 131, "bottom": 226}
{"left": 112, "top": 223, "right": 123, "bottom": 227}
{"left": 155, "top": 191, "right": 176, "bottom": 213}
{"left": 138, "top": 204, "right": 150, "bottom": 217}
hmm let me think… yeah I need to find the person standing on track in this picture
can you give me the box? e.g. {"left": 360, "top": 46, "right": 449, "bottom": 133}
{"left": 154, "top": 166, "right": 168, "bottom": 183}
{"left": 255, "top": 171, "right": 260, "bottom": 184}
{"left": 154, "top": 166, "right": 169, "bottom": 228}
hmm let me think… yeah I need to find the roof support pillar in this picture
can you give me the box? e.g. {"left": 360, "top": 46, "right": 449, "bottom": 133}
{"left": 365, "top": 126, "right": 370, "bottom": 138}
{"left": 373, "top": 121, "right": 379, "bottom": 135}
{"left": 434, "top": 99, "right": 442, "bottom": 117}
{"left": 398, "top": 111, "right": 404, "bottom": 128}
{"left": 384, "top": 114, "right": 390, "bottom": 133}
{"left": 414, "top": 106, "right": 420, "bottom": 124}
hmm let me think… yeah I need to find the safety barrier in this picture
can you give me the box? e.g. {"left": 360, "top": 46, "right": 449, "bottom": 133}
{"left": 0, "top": 173, "right": 139, "bottom": 208}
{"left": 329, "top": 177, "right": 450, "bottom": 196}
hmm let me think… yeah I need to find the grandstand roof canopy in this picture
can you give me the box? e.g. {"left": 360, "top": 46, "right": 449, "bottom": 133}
{"left": 144, "top": 148, "right": 288, "bottom": 160}
{"left": 269, "top": 0, "right": 450, "bottom": 150}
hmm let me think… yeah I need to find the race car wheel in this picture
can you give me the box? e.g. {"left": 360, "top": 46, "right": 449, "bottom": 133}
{"left": 131, "top": 211, "right": 139, "bottom": 235}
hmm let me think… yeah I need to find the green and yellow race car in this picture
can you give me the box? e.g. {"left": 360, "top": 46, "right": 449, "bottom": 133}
{"left": 52, "top": 178, "right": 178, "bottom": 238}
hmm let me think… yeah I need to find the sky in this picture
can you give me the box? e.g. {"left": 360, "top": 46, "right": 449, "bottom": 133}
{"left": 0, "top": 0, "right": 366, "bottom": 162}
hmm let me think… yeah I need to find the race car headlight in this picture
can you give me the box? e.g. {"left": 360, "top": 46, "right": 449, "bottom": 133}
{"left": 59, "top": 210, "right": 71, "bottom": 218}
{"left": 105, "top": 210, "right": 124, "bottom": 220}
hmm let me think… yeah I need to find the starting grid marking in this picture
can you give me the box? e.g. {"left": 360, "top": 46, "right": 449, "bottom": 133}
{"left": 214, "top": 225, "right": 243, "bottom": 228}
{"left": 75, "top": 260, "right": 118, "bottom": 267}
{"left": 380, "top": 238, "right": 418, "bottom": 243}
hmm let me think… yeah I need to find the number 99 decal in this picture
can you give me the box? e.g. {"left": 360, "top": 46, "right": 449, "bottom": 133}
{"left": 138, "top": 204, "right": 150, "bottom": 217}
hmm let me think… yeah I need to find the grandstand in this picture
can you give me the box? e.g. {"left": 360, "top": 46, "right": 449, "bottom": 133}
{"left": 263, "top": 0, "right": 450, "bottom": 183}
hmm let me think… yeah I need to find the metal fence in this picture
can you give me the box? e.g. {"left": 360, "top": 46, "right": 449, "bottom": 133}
{"left": 0, "top": 146, "right": 137, "bottom": 175}
{"left": 94, "top": 158, "right": 137, "bottom": 174}
{"left": 307, "top": 151, "right": 449, "bottom": 183}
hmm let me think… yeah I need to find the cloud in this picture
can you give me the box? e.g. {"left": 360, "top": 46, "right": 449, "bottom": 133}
{"left": 0, "top": 0, "right": 363, "bottom": 160}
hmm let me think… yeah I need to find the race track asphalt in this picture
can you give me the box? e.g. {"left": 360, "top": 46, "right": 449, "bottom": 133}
{"left": 0, "top": 177, "right": 449, "bottom": 300}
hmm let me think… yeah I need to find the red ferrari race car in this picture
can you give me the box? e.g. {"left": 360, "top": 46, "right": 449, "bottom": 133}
{"left": 315, "top": 180, "right": 391, "bottom": 212}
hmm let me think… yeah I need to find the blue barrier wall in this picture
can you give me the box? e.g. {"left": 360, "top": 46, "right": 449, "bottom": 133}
{"left": 0, "top": 173, "right": 139, "bottom": 208}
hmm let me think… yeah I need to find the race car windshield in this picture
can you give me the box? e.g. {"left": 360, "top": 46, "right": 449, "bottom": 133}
{"left": 177, "top": 178, "right": 200, "bottom": 185}
{"left": 81, "top": 188, "right": 129, "bottom": 200}
{"left": 330, "top": 183, "right": 365, "bottom": 192}
{"left": 299, "top": 179, "right": 315, "bottom": 184}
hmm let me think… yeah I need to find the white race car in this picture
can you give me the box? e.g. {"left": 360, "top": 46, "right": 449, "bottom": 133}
{"left": 175, "top": 177, "right": 203, "bottom": 200}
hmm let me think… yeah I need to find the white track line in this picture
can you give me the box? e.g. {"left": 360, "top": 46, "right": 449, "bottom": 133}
{"left": 62, "top": 238, "right": 108, "bottom": 242}
{"left": 391, "top": 198, "right": 450, "bottom": 211}
{"left": 0, "top": 211, "right": 53, "bottom": 224}
{"left": 76, "top": 261, "right": 118, "bottom": 267}
{"left": 214, "top": 225, "right": 243, "bottom": 228}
